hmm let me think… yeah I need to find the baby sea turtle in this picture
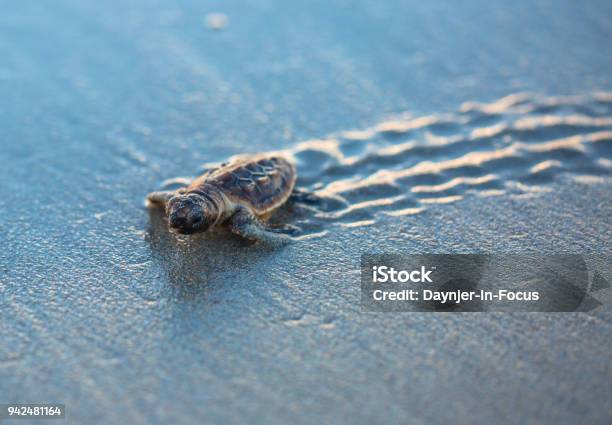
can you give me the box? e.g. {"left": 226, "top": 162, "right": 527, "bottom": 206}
{"left": 147, "top": 153, "right": 297, "bottom": 246}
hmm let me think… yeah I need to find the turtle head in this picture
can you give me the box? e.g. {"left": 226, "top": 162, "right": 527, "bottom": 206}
{"left": 166, "top": 192, "right": 218, "bottom": 235}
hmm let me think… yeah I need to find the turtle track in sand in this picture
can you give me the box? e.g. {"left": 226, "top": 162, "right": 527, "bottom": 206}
{"left": 279, "top": 92, "right": 612, "bottom": 235}
{"left": 159, "top": 92, "right": 612, "bottom": 238}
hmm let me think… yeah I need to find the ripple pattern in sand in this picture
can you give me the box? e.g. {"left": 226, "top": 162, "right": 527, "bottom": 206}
{"left": 282, "top": 93, "right": 612, "bottom": 231}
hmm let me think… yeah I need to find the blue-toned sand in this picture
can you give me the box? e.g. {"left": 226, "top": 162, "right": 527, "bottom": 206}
{"left": 1, "top": 1, "right": 611, "bottom": 424}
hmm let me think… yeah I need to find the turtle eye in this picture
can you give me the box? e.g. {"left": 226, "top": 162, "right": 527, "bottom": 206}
{"left": 165, "top": 196, "right": 180, "bottom": 213}
{"left": 188, "top": 209, "right": 204, "bottom": 225}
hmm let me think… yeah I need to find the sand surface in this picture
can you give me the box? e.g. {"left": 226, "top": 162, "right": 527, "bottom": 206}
{"left": 1, "top": 1, "right": 611, "bottom": 424}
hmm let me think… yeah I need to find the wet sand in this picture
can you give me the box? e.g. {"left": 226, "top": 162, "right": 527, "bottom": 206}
{"left": 1, "top": 1, "right": 612, "bottom": 424}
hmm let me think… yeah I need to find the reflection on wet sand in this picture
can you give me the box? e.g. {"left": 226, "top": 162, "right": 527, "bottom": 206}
{"left": 146, "top": 207, "right": 274, "bottom": 298}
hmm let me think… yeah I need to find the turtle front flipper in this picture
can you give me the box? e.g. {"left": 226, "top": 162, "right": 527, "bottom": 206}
{"left": 228, "top": 207, "right": 292, "bottom": 247}
{"left": 146, "top": 190, "right": 175, "bottom": 207}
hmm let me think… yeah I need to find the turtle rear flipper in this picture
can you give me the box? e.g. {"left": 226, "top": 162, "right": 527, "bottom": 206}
{"left": 289, "top": 188, "right": 321, "bottom": 205}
